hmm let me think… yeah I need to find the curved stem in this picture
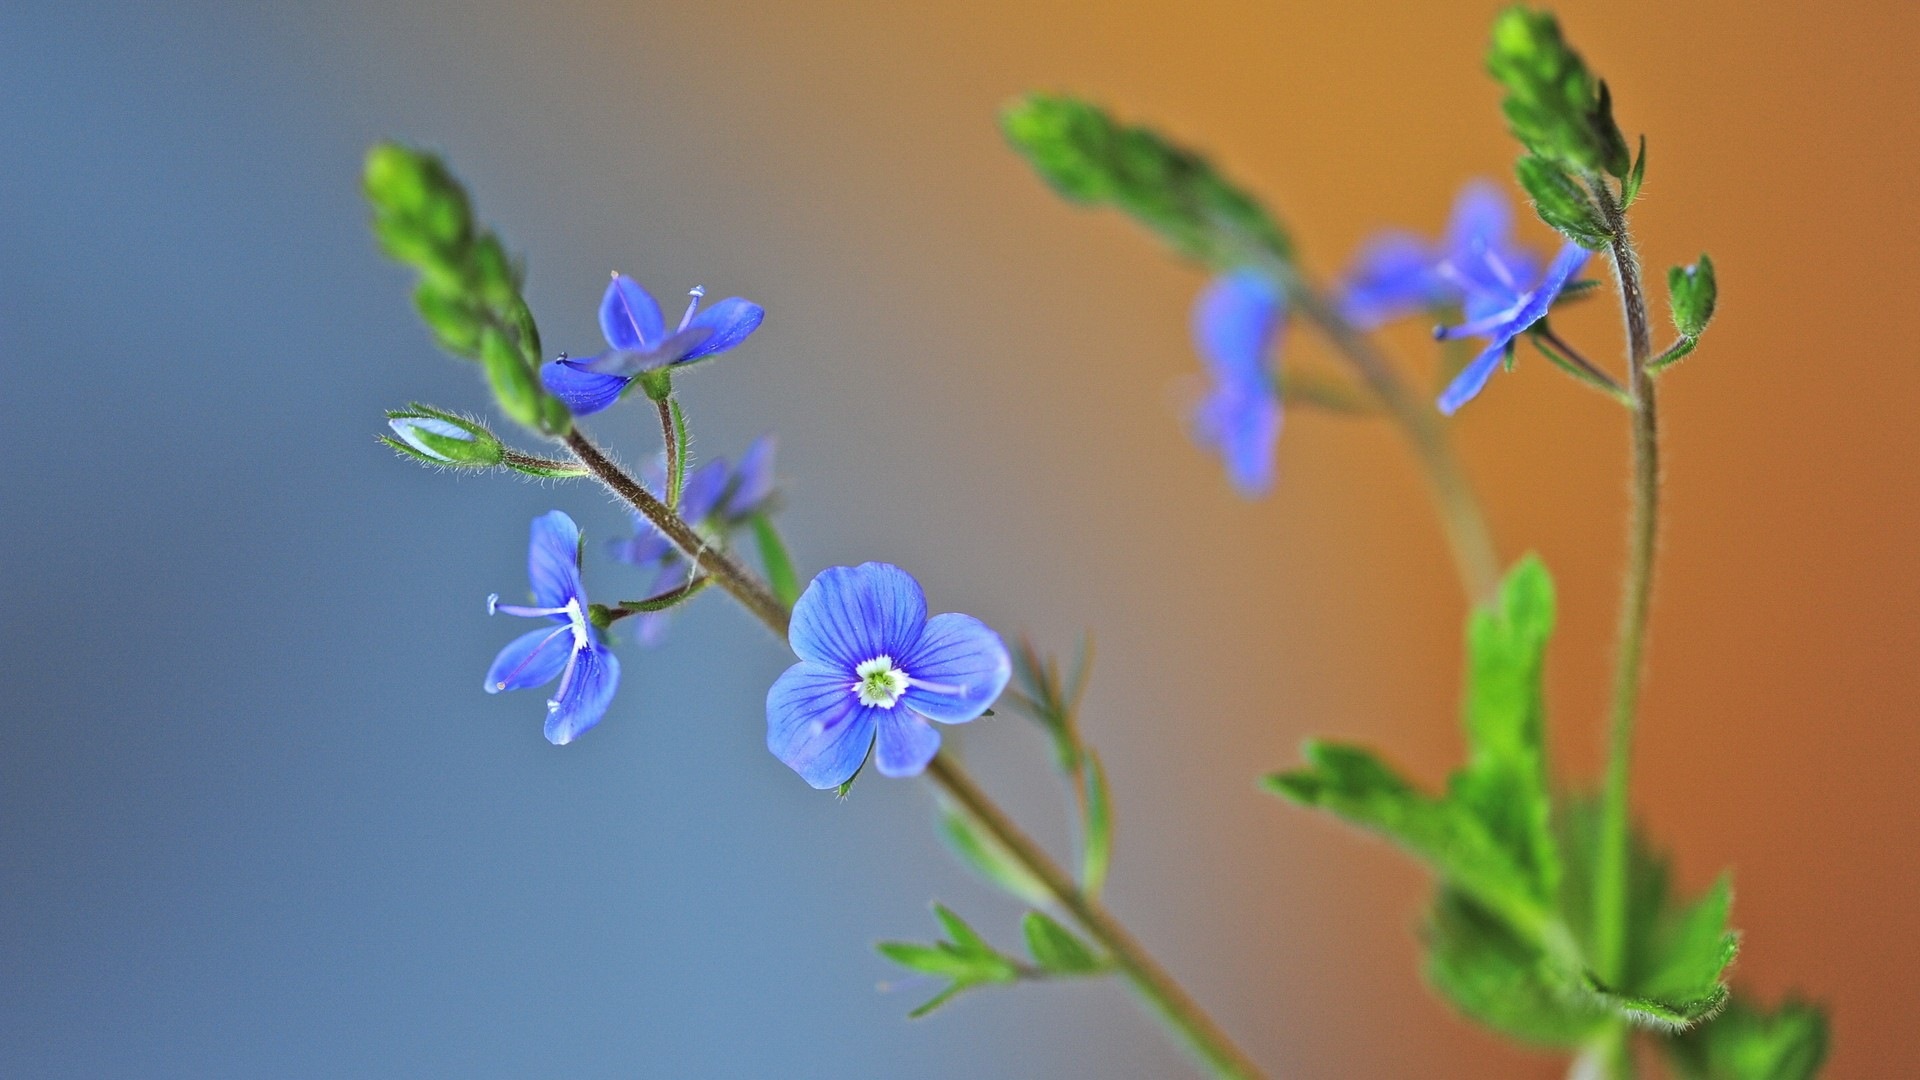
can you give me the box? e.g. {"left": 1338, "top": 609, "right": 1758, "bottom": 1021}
{"left": 1589, "top": 178, "right": 1659, "bottom": 1079}
{"left": 562, "top": 426, "right": 1268, "bottom": 1079}
{"left": 1270, "top": 265, "right": 1502, "bottom": 603}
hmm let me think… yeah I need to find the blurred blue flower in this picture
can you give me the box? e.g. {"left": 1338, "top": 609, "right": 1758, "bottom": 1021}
{"left": 485, "top": 510, "right": 621, "bottom": 745}
{"left": 1191, "top": 270, "right": 1285, "bottom": 498}
{"left": 766, "top": 563, "right": 1010, "bottom": 789}
{"left": 1432, "top": 242, "right": 1590, "bottom": 415}
{"left": 1336, "top": 181, "right": 1541, "bottom": 330}
{"left": 541, "top": 274, "right": 765, "bottom": 415}
{"left": 607, "top": 436, "right": 779, "bottom": 646}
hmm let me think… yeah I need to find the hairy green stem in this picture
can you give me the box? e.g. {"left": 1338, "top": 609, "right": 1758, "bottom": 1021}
{"left": 1278, "top": 271, "right": 1502, "bottom": 604}
{"left": 1589, "top": 179, "right": 1659, "bottom": 1078}
{"left": 562, "top": 426, "right": 1268, "bottom": 1080}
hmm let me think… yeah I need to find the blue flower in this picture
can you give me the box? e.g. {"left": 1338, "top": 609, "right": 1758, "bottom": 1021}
{"left": 1336, "top": 181, "right": 1541, "bottom": 330}
{"left": 485, "top": 511, "right": 621, "bottom": 745}
{"left": 1432, "top": 242, "right": 1589, "bottom": 415}
{"left": 541, "top": 274, "right": 765, "bottom": 416}
{"left": 766, "top": 563, "right": 1011, "bottom": 789}
{"left": 607, "top": 435, "right": 779, "bottom": 646}
{"left": 1191, "top": 270, "right": 1284, "bottom": 497}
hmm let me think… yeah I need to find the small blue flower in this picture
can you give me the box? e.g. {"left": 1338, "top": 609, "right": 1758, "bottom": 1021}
{"left": 1432, "top": 242, "right": 1589, "bottom": 415}
{"left": 766, "top": 563, "right": 1011, "bottom": 789}
{"left": 1336, "top": 181, "right": 1541, "bottom": 330}
{"left": 1191, "top": 270, "right": 1284, "bottom": 498}
{"left": 541, "top": 273, "right": 765, "bottom": 416}
{"left": 485, "top": 511, "right": 621, "bottom": 745}
{"left": 607, "top": 436, "right": 780, "bottom": 647}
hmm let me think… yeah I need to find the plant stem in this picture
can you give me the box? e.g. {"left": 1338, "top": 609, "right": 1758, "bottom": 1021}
{"left": 1589, "top": 178, "right": 1659, "bottom": 1079}
{"left": 1277, "top": 270, "right": 1502, "bottom": 603}
{"left": 562, "top": 426, "right": 1268, "bottom": 1080}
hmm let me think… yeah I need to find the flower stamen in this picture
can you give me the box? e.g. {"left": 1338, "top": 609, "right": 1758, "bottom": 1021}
{"left": 853, "top": 656, "right": 909, "bottom": 708}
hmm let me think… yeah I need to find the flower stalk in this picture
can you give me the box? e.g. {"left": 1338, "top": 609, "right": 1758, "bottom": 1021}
{"left": 562, "top": 424, "right": 1268, "bottom": 1080}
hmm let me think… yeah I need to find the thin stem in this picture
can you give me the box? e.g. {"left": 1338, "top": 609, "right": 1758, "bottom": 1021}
{"left": 563, "top": 426, "right": 1267, "bottom": 1079}
{"left": 1273, "top": 266, "right": 1502, "bottom": 603}
{"left": 928, "top": 756, "right": 1267, "bottom": 1080}
{"left": 1535, "top": 326, "right": 1630, "bottom": 402}
{"left": 1589, "top": 176, "right": 1660, "bottom": 1079}
{"left": 605, "top": 575, "right": 711, "bottom": 620}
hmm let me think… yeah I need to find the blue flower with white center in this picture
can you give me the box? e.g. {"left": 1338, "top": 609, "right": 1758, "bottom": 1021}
{"left": 766, "top": 563, "right": 1011, "bottom": 789}
{"left": 1336, "top": 181, "right": 1542, "bottom": 330}
{"left": 607, "top": 435, "right": 779, "bottom": 646}
{"left": 541, "top": 273, "right": 765, "bottom": 416}
{"left": 485, "top": 510, "right": 621, "bottom": 745}
{"left": 1191, "top": 270, "right": 1285, "bottom": 498}
{"left": 1432, "top": 241, "right": 1590, "bottom": 415}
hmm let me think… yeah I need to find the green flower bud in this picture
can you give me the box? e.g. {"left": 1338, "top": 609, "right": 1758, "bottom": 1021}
{"left": 1667, "top": 254, "right": 1717, "bottom": 338}
{"left": 384, "top": 407, "right": 504, "bottom": 467}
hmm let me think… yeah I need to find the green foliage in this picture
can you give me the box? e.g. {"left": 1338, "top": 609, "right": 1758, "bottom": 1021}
{"left": 1022, "top": 911, "right": 1106, "bottom": 975}
{"left": 1424, "top": 889, "right": 1608, "bottom": 1046}
{"left": 1486, "top": 7, "right": 1633, "bottom": 178}
{"left": 878, "top": 904, "right": 1108, "bottom": 1018}
{"left": 999, "top": 637, "right": 1111, "bottom": 897}
{"left": 1514, "top": 155, "right": 1612, "bottom": 251}
{"left": 1622, "top": 135, "right": 1649, "bottom": 207}
{"left": 747, "top": 513, "right": 802, "bottom": 609}
{"left": 1663, "top": 996, "right": 1830, "bottom": 1080}
{"left": 364, "top": 143, "right": 569, "bottom": 435}
{"left": 1668, "top": 254, "right": 1719, "bottom": 338}
{"left": 1002, "top": 94, "right": 1292, "bottom": 269}
{"left": 1077, "top": 749, "right": 1112, "bottom": 899}
{"left": 938, "top": 807, "right": 1052, "bottom": 907}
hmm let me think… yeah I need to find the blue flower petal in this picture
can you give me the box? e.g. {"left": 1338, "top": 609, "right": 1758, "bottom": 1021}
{"left": 678, "top": 458, "right": 732, "bottom": 523}
{"left": 600, "top": 275, "right": 665, "bottom": 351}
{"left": 606, "top": 523, "right": 673, "bottom": 568}
{"left": 1194, "top": 387, "right": 1281, "bottom": 497}
{"left": 679, "top": 298, "right": 765, "bottom": 361}
{"left": 788, "top": 563, "right": 929, "bottom": 671}
{"left": 1192, "top": 271, "right": 1284, "bottom": 384}
{"left": 766, "top": 661, "right": 877, "bottom": 789}
{"left": 484, "top": 625, "right": 574, "bottom": 693}
{"left": 900, "top": 613, "right": 1010, "bottom": 724}
{"left": 1502, "top": 242, "right": 1590, "bottom": 338}
{"left": 724, "top": 435, "right": 778, "bottom": 517}
{"left": 1444, "top": 180, "right": 1513, "bottom": 257}
{"left": 1437, "top": 341, "right": 1511, "bottom": 416}
{"left": 545, "top": 644, "right": 620, "bottom": 745}
{"left": 527, "top": 511, "right": 584, "bottom": 610}
{"left": 873, "top": 709, "right": 942, "bottom": 778}
{"left": 541, "top": 359, "right": 630, "bottom": 416}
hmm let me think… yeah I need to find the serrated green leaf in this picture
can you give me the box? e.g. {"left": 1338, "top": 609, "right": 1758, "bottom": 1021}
{"left": 1424, "top": 888, "right": 1609, "bottom": 1047}
{"left": 1487, "top": 8, "right": 1633, "bottom": 177}
{"left": 1022, "top": 911, "right": 1105, "bottom": 975}
{"left": 938, "top": 808, "right": 1051, "bottom": 907}
{"left": 905, "top": 982, "right": 970, "bottom": 1019}
{"left": 1002, "top": 94, "right": 1292, "bottom": 269}
{"left": 1663, "top": 995, "right": 1830, "bottom": 1080}
{"left": 748, "top": 513, "right": 802, "bottom": 609}
{"left": 1514, "top": 155, "right": 1612, "bottom": 250}
{"left": 1668, "top": 254, "right": 1718, "bottom": 338}
{"left": 1079, "top": 749, "right": 1112, "bottom": 899}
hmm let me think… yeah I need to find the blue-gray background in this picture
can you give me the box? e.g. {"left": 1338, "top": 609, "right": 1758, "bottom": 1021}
{"left": 6, "top": 1, "right": 1917, "bottom": 1077}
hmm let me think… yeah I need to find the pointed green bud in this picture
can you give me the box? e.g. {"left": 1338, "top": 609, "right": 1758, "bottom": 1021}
{"left": 1002, "top": 94, "right": 1292, "bottom": 268}
{"left": 384, "top": 407, "right": 504, "bottom": 467}
{"left": 1667, "top": 254, "right": 1717, "bottom": 338}
{"left": 364, "top": 143, "right": 472, "bottom": 254}
{"left": 1514, "top": 155, "right": 1613, "bottom": 251}
{"left": 1487, "top": 8, "right": 1633, "bottom": 178}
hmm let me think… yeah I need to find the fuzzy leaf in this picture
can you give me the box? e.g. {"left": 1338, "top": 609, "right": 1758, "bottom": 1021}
{"left": 1022, "top": 911, "right": 1105, "bottom": 974}
{"left": 1424, "top": 889, "right": 1609, "bottom": 1047}
{"left": 1486, "top": 7, "right": 1633, "bottom": 176}
{"left": 1623, "top": 135, "right": 1648, "bottom": 206}
{"left": 1514, "top": 155, "right": 1612, "bottom": 250}
{"left": 1663, "top": 995, "right": 1830, "bottom": 1080}
{"left": 1668, "top": 254, "right": 1718, "bottom": 338}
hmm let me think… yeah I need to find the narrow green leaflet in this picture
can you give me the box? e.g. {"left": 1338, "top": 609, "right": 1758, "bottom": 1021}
{"left": 1622, "top": 135, "right": 1649, "bottom": 206}
{"left": 1663, "top": 995, "right": 1830, "bottom": 1080}
{"left": 1078, "top": 749, "right": 1112, "bottom": 899}
{"left": 748, "top": 513, "right": 802, "bottom": 609}
{"left": 1022, "top": 911, "right": 1106, "bottom": 975}
{"left": 1424, "top": 889, "right": 1609, "bottom": 1047}
{"left": 876, "top": 904, "right": 1019, "bottom": 1019}
{"left": 938, "top": 807, "right": 1052, "bottom": 907}
{"left": 1002, "top": 94, "right": 1292, "bottom": 269}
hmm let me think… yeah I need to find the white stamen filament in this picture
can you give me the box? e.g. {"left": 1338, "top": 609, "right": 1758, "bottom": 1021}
{"left": 678, "top": 285, "right": 706, "bottom": 331}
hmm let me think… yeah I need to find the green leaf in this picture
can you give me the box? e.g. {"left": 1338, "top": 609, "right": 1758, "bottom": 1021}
{"left": 877, "top": 904, "right": 1022, "bottom": 1019}
{"left": 1514, "top": 155, "right": 1613, "bottom": 250}
{"left": 1622, "top": 135, "right": 1648, "bottom": 207}
{"left": 748, "top": 513, "right": 802, "bottom": 609}
{"left": 875, "top": 941, "right": 983, "bottom": 981}
{"left": 1486, "top": 8, "right": 1633, "bottom": 177}
{"left": 1668, "top": 254, "right": 1718, "bottom": 338}
{"left": 1022, "top": 911, "right": 1104, "bottom": 975}
{"left": 1424, "top": 889, "right": 1609, "bottom": 1047}
{"left": 1002, "top": 94, "right": 1292, "bottom": 269}
{"left": 1078, "top": 749, "right": 1112, "bottom": 899}
{"left": 1648, "top": 335, "right": 1700, "bottom": 374}
{"left": 1663, "top": 995, "right": 1830, "bottom": 1080}
{"left": 932, "top": 903, "right": 997, "bottom": 958}
{"left": 938, "top": 808, "right": 1051, "bottom": 907}
{"left": 1450, "top": 556, "right": 1561, "bottom": 905}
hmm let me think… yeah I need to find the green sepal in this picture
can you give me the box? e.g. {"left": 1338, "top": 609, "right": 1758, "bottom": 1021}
{"left": 938, "top": 806, "right": 1052, "bottom": 906}
{"left": 747, "top": 513, "right": 802, "bottom": 609}
{"left": 1001, "top": 94, "right": 1292, "bottom": 269}
{"left": 502, "top": 453, "right": 589, "bottom": 479}
{"left": 1662, "top": 994, "right": 1830, "bottom": 1080}
{"left": 1424, "top": 888, "right": 1610, "bottom": 1047}
{"left": 1021, "top": 911, "right": 1105, "bottom": 975}
{"left": 1668, "top": 254, "right": 1718, "bottom": 338}
{"left": 1514, "top": 155, "right": 1613, "bottom": 251}
{"left": 637, "top": 369, "right": 674, "bottom": 403}
{"left": 1622, "top": 135, "right": 1648, "bottom": 207}
{"left": 1487, "top": 8, "right": 1633, "bottom": 177}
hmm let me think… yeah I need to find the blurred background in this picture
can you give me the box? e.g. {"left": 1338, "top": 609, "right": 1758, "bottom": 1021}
{"left": 3, "top": 0, "right": 1915, "bottom": 1076}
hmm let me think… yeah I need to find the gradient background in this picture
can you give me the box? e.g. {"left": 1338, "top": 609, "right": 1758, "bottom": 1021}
{"left": 2, "top": 1, "right": 1915, "bottom": 1076}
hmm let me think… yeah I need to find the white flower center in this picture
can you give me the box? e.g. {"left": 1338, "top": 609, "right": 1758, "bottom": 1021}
{"left": 854, "top": 656, "right": 909, "bottom": 708}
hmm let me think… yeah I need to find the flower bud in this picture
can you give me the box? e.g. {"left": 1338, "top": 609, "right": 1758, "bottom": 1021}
{"left": 384, "top": 407, "right": 504, "bottom": 467}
